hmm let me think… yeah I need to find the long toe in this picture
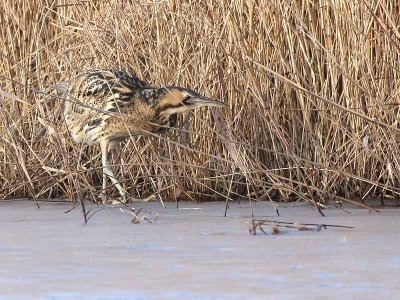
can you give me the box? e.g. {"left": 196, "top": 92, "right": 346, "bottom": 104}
{"left": 129, "top": 194, "right": 157, "bottom": 203}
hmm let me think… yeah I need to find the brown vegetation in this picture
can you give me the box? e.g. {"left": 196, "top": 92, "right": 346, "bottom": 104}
{"left": 1, "top": 0, "right": 399, "bottom": 209}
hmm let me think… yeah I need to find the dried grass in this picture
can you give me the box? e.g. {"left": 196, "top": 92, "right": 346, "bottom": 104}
{"left": 1, "top": 0, "right": 400, "bottom": 210}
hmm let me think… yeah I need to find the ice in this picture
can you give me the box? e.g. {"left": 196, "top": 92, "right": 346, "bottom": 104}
{"left": 0, "top": 200, "right": 399, "bottom": 299}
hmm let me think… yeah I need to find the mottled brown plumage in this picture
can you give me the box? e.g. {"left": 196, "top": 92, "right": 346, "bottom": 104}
{"left": 60, "top": 69, "right": 226, "bottom": 202}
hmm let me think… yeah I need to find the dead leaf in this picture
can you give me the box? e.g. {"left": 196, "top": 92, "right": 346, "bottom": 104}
{"left": 271, "top": 224, "right": 280, "bottom": 235}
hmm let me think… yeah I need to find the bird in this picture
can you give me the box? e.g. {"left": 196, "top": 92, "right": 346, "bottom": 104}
{"left": 57, "top": 68, "right": 227, "bottom": 203}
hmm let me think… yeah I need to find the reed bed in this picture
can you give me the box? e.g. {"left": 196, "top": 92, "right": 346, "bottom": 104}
{"left": 1, "top": 0, "right": 399, "bottom": 211}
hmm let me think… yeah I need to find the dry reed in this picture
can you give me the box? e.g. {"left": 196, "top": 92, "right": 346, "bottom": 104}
{"left": 1, "top": 0, "right": 400, "bottom": 211}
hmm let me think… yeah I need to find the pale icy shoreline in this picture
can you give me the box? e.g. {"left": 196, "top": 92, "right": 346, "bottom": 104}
{"left": 0, "top": 200, "right": 399, "bottom": 299}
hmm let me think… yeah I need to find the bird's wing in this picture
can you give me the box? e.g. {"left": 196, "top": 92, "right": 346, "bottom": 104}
{"left": 66, "top": 69, "right": 149, "bottom": 102}
{"left": 109, "top": 69, "right": 150, "bottom": 90}
{"left": 63, "top": 69, "right": 150, "bottom": 143}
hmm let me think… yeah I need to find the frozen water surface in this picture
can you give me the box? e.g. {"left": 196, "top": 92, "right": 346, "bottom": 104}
{"left": 0, "top": 200, "right": 399, "bottom": 299}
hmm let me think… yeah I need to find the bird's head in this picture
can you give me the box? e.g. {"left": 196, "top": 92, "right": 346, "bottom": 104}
{"left": 155, "top": 87, "right": 227, "bottom": 115}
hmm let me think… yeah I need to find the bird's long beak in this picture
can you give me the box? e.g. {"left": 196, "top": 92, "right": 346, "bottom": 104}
{"left": 186, "top": 96, "right": 228, "bottom": 108}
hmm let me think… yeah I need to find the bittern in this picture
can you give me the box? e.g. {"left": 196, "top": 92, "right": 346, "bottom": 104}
{"left": 58, "top": 69, "right": 226, "bottom": 203}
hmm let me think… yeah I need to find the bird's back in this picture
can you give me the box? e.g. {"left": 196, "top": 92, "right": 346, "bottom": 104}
{"left": 63, "top": 69, "right": 151, "bottom": 144}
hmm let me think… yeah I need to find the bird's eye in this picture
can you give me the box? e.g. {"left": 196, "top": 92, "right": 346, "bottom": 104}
{"left": 182, "top": 96, "right": 191, "bottom": 104}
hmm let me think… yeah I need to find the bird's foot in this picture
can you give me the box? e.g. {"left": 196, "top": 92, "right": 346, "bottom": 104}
{"left": 129, "top": 194, "right": 157, "bottom": 203}
{"left": 101, "top": 197, "right": 125, "bottom": 205}
{"left": 99, "top": 193, "right": 125, "bottom": 205}
{"left": 100, "top": 194, "right": 157, "bottom": 205}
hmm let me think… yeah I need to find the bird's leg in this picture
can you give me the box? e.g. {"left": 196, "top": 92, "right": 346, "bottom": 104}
{"left": 101, "top": 168, "right": 107, "bottom": 203}
{"left": 100, "top": 140, "right": 109, "bottom": 203}
{"left": 100, "top": 142, "right": 108, "bottom": 203}
{"left": 100, "top": 140, "right": 157, "bottom": 204}
{"left": 100, "top": 140, "right": 127, "bottom": 203}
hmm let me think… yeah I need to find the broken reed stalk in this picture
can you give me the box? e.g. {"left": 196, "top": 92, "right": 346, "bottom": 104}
{"left": 1, "top": 0, "right": 400, "bottom": 210}
{"left": 253, "top": 219, "right": 354, "bottom": 229}
{"left": 250, "top": 219, "right": 354, "bottom": 235}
